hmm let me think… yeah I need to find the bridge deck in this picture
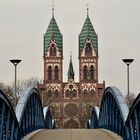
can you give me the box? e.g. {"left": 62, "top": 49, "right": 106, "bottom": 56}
{"left": 24, "top": 129, "right": 122, "bottom": 140}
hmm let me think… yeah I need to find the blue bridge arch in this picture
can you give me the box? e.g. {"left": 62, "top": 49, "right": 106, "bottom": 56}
{"left": 98, "top": 86, "right": 129, "bottom": 136}
{"left": 0, "top": 89, "right": 20, "bottom": 139}
{"left": 1, "top": 86, "right": 140, "bottom": 140}
{"left": 0, "top": 87, "right": 54, "bottom": 140}
{"left": 124, "top": 93, "right": 140, "bottom": 140}
{"left": 88, "top": 86, "right": 140, "bottom": 140}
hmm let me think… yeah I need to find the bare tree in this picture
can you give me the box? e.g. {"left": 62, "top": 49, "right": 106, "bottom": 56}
{"left": 11, "top": 77, "right": 41, "bottom": 96}
{"left": 0, "top": 78, "right": 42, "bottom": 109}
{"left": 0, "top": 82, "right": 15, "bottom": 107}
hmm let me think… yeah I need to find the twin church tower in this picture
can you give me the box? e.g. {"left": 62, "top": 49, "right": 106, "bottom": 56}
{"left": 38, "top": 7, "right": 105, "bottom": 128}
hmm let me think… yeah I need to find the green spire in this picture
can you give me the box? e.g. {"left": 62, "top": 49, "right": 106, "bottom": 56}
{"left": 44, "top": 12, "right": 63, "bottom": 54}
{"left": 79, "top": 10, "right": 98, "bottom": 56}
{"left": 68, "top": 55, "right": 75, "bottom": 81}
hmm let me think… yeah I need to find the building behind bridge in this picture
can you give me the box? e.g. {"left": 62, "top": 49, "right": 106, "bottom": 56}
{"left": 38, "top": 8, "right": 105, "bottom": 128}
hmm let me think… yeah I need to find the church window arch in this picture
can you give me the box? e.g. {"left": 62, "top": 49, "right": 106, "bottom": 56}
{"left": 83, "top": 89, "right": 88, "bottom": 95}
{"left": 48, "top": 66, "right": 52, "bottom": 80}
{"left": 73, "top": 89, "right": 77, "bottom": 98}
{"left": 90, "top": 65, "right": 94, "bottom": 80}
{"left": 50, "top": 43, "right": 56, "bottom": 56}
{"left": 48, "top": 90, "right": 52, "bottom": 97}
{"left": 54, "top": 90, "right": 59, "bottom": 98}
{"left": 91, "top": 89, "right": 96, "bottom": 96}
{"left": 83, "top": 65, "right": 88, "bottom": 80}
{"left": 55, "top": 65, "right": 59, "bottom": 80}
{"left": 66, "top": 90, "right": 70, "bottom": 98}
{"left": 85, "top": 43, "right": 92, "bottom": 56}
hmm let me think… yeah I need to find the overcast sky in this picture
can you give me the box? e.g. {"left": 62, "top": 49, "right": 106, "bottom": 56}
{"left": 0, "top": 0, "right": 140, "bottom": 96}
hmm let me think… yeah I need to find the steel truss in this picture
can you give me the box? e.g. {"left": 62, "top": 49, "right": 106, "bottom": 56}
{"left": 0, "top": 87, "right": 54, "bottom": 140}
{"left": 89, "top": 86, "right": 140, "bottom": 140}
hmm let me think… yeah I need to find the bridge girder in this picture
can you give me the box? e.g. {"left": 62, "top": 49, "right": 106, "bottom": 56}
{"left": 0, "top": 87, "right": 54, "bottom": 140}
{"left": 0, "top": 89, "right": 20, "bottom": 140}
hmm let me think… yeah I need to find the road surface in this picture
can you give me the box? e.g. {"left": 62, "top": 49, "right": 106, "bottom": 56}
{"left": 23, "top": 129, "right": 122, "bottom": 140}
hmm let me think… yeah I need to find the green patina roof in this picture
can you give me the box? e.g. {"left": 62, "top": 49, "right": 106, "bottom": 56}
{"left": 44, "top": 16, "right": 63, "bottom": 53}
{"left": 79, "top": 15, "right": 98, "bottom": 55}
{"left": 68, "top": 56, "right": 75, "bottom": 81}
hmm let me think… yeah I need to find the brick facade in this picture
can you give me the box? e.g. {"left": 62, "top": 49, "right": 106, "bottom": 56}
{"left": 38, "top": 10, "right": 105, "bottom": 128}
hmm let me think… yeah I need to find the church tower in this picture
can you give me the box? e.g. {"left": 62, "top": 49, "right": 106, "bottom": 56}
{"left": 79, "top": 8, "right": 104, "bottom": 105}
{"left": 43, "top": 8, "right": 63, "bottom": 105}
{"left": 38, "top": 6, "right": 104, "bottom": 128}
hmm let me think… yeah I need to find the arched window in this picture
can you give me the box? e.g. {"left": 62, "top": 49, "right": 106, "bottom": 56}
{"left": 83, "top": 65, "right": 88, "bottom": 80}
{"left": 73, "top": 89, "right": 77, "bottom": 98}
{"left": 55, "top": 66, "right": 59, "bottom": 80}
{"left": 91, "top": 89, "right": 96, "bottom": 96}
{"left": 66, "top": 90, "right": 70, "bottom": 98}
{"left": 48, "top": 66, "right": 52, "bottom": 80}
{"left": 54, "top": 90, "right": 59, "bottom": 98}
{"left": 90, "top": 65, "right": 94, "bottom": 80}
{"left": 50, "top": 44, "right": 56, "bottom": 56}
{"left": 48, "top": 90, "right": 52, "bottom": 97}
{"left": 85, "top": 43, "right": 92, "bottom": 56}
{"left": 83, "top": 89, "right": 88, "bottom": 95}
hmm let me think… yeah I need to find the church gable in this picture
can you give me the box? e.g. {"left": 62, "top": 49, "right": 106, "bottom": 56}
{"left": 44, "top": 15, "right": 63, "bottom": 54}
{"left": 44, "top": 36, "right": 62, "bottom": 58}
{"left": 64, "top": 81, "right": 79, "bottom": 99}
{"left": 80, "top": 37, "right": 97, "bottom": 57}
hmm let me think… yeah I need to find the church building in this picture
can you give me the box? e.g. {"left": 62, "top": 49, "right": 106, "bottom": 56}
{"left": 38, "top": 7, "right": 105, "bottom": 128}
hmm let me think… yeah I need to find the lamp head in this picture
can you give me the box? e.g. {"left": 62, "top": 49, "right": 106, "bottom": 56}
{"left": 122, "top": 59, "right": 134, "bottom": 65}
{"left": 10, "top": 59, "right": 21, "bottom": 66}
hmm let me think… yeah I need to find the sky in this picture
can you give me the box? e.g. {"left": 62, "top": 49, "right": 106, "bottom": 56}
{"left": 0, "top": 0, "right": 140, "bottom": 96}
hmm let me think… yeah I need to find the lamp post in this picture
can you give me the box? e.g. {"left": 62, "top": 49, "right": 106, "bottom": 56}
{"left": 122, "top": 59, "right": 134, "bottom": 103}
{"left": 10, "top": 59, "right": 21, "bottom": 105}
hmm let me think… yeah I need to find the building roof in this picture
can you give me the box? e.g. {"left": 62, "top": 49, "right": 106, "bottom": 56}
{"left": 79, "top": 13, "right": 98, "bottom": 56}
{"left": 44, "top": 15, "right": 63, "bottom": 53}
{"left": 68, "top": 56, "right": 75, "bottom": 81}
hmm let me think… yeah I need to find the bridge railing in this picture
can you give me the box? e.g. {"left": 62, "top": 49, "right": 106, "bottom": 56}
{"left": 16, "top": 87, "right": 45, "bottom": 137}
{"left": 98, "top": 86, "right": 129, "bottom": 136}
{"left": 0, "top": 89, "right": 21, "bottom": 140}
{"left": 124, "top": 93, "right": 140, "bottom": 140}
{"left": 88, "top": 86, "right": 140, "bottom": 140}
{"left": 0, "top": 87, "right": 54, "bottom": 140}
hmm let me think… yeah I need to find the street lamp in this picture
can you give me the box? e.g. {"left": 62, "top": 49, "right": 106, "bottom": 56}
{"left": 122, "top": 59, "right": 134, "bottom": 102}
{"left": 10, "top": 59, "right": 21, "bottom": 105}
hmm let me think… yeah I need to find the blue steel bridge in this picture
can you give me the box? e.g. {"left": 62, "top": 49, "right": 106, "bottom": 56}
{"left": 0, "top": 86, "right": 140, "bottom": 140}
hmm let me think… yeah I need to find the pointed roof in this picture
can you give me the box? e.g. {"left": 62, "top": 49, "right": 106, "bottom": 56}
{"left": 79, "top": 11, "right": 98, "bottom": 55}
{"left": 44, "top": 14, "right": 63, "bottom": 53}
{"left": 68, "top": 55, "right": 75, "bottom": 81}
